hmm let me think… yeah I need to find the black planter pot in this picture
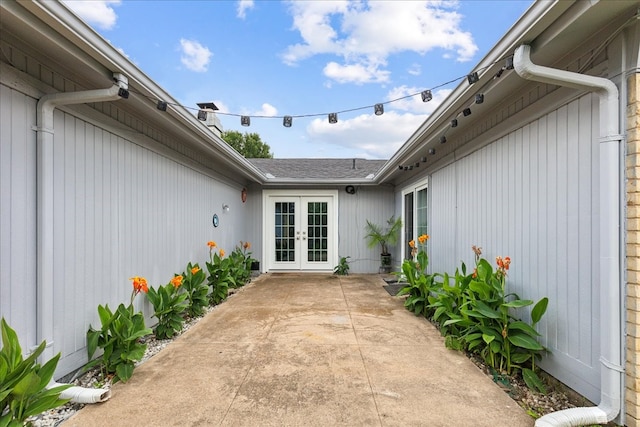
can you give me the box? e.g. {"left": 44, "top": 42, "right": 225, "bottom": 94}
{"left": 251, "top": 261, "right": 260, "bottom": 271}
{"left": 380, "top": 254, "right": 392, "bottom": 273}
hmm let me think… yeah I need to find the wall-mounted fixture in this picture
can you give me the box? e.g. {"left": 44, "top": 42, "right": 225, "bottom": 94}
{"left": 222, "top": 203, "right": 230, "bottom": 213}
{"left": 212, "top": 214, "right": 219, "bottom": 227}
{"left": 374, "top": 103, "right": 384, "bottom": 115}
{"left": 241, "top": 188, "right": 248, "bottom": 203}
{"left": 328, "top": 113, "right": 338, "bottom": 124}
{"left": 345, "top": 185, "right": 356, "bottom": 194}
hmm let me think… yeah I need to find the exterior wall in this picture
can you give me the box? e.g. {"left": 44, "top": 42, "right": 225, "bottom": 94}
{"left": 626, "top": 71, "right": 640, "bottom": 427}
{"left": 0, "top": 82, "right": 38, "bottom": 352}
{"left": 427, "top": 93, "right": 602, "bottom": 403}
{"left": 0, "top": 68, "right": 252, "bottom": 378}
{"left": 338, "top": 185, "right": 396, "bottom": 273}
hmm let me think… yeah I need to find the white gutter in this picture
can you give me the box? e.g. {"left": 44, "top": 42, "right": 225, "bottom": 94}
{"left": 514, "top": 44, "right": 623, "bottom": 426}
{"left": 35, "top": 73, "right": 128, "bottom": 402}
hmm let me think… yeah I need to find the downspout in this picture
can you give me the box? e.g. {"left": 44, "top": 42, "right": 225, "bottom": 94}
{"left": 514, "top": 44, "right": 623, "bottom": 426}
{"left": 35, "top": 72, "right": 128, "bottom": 403}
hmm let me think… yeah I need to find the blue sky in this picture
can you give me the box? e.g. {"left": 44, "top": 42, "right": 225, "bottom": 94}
{"left": 63, "top": 0, "right": 533, "bottom": 159}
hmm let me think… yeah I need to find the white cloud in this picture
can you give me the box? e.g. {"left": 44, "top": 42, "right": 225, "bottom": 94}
{"left": 407, "top": 64, "right": 422, "bottom": 76}
{"left": 254, "top": 103, "right": 278, "bottom": 117}
{"left": 63, "top": 0, "right": 121, "bottom": 30}
{"left": 304, "top": 85, "right": 453, "bottom": 158}
{"left": 237, "top": 0, "right": 254, "bottom": 19}
{"left": 282, "top": 1, "right": 477, "bottom": 84}
{"left": 385, "top": 86, "right": 452, "bottom": 114}
{"left": 179, "top": 39, "right": 212, "bottom": 72}
{"left": 307, "top": 111, "right": 425, "bottom": 158}
{"left": 323, "top": 61, "right": 390, "bottom": 85}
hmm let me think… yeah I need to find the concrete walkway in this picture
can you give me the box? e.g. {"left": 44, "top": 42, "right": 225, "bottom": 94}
{"left": 65, "top": 273, "right": 533, "bottom": 427}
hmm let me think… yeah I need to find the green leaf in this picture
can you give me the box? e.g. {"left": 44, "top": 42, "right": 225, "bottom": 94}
{"left": 508, "top": 321, "right": 541, "bottom": 337}
{"left": 116, "top": 363, "right": 134, "bottom": 383}
{"left": 510, "top": 352, "right": 532, "bottom": 364}
{"left": 522, "top": 368, "right": 547, "bottom": 394}
{"left": 508, "top": 332, "right": 544, "bottom": 351}
{"left": 13, "top": 371, "right": 41, "bottom": 397}
{"left": 502, "top": 299, "right": 533, "bottom": 308}
{"left": 482, "top": 334, "right": 495, "bottom": 344}
{"left": 469, "top": 301, "right": 501, "bottom": 319}
{"left": 531, "top": 297, "right": 549, "bottom": 324}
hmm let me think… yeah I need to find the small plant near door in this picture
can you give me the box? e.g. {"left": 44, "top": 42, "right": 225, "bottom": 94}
{"left": 333, "top": 256, "right": 351, "bottom": 275}
{"left": 364, "top": 215, "right": 402, "bottom": 273}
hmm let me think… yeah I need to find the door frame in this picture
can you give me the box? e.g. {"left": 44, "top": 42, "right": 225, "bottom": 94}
{"left": 262, "top": 189, "right": 339, "bottom": 271}
{"left": 400, "top": 178, "right": 429, "bottom": 261}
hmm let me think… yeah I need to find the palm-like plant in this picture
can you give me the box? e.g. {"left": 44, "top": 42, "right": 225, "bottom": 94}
{"left": 364, "top": 215, "right": 402, "bottom": 255}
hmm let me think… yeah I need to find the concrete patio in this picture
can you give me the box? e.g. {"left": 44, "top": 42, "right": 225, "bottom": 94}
{"left": 65, "top": 273, "right": 533, "bottom": 426}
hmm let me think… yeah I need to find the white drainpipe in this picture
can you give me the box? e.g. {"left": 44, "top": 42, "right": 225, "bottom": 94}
{"left": 35, "top": 72, "right": 128, "bottom": 402}
{"left": 514, "top": 44, "right": 623, "bottom": 426}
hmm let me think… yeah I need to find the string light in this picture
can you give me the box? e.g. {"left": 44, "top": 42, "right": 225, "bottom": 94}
{"left": 125, "top": 54, "right": 514, "bottom": 138}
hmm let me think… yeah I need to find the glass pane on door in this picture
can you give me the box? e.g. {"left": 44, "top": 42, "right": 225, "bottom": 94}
{"left": 417, "top": 188, "right": 428, "bottom": 237}
{"left": 275, "top": 202, "right": 296, "bottom": 262}
{"left": 404, "top": 192, "right": 414, "bottom": 260}
{"left": 307, "top": 201, "right": 328, "bottom": 262}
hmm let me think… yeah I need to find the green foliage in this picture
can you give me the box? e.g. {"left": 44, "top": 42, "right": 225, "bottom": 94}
{"left": 396, "top": 245, "right": 550, "bottom": 394}
{"left": 228, "top": 247, "right": 251, "bottom": 288}
{"left": 221, "top": 130, "right": 272, "bottom": 158}
{"left": 85, "top": 303, "right": 151, "bottom": 383}
{"left": 206, "top": 252, "right": 233, "bottom": 305}
{"left": 333, "top": 256, "right": 351, "bottom": 275}
{"left": 146, "top": 278, "right": 189, "bottom": 340}
{"left": 364, "top": 216, "right": 402, "bottom": 255}
{"left": 0, "top": 319, "right": 71, "bottom": 426}
{"left": 181, "top": 263, "right": 209, "bottom": 317}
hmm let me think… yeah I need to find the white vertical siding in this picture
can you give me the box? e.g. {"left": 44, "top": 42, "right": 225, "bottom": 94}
{"left": 338, "top": 186, "right": 395, "bottom": 273}
{"left": 46, "top": 108, "right": 249, "bottom": 375}
{"left": 0, "top": 84, "right": 38, "bottom": 350}
{"left": 428, "top": 94, "right": 600, "bottom": 401}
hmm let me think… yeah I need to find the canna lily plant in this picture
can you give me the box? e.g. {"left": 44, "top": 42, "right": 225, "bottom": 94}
{"left": 146, "top": 275, "right": 189, "bottom": 340}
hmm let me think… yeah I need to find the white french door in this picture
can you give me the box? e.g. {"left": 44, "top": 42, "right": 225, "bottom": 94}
{"left": 265, "top": 191, "right": 337, "bottom": 271}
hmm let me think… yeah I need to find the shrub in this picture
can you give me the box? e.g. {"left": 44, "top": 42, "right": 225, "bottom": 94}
{"left": 181, "top": 263, "right": 209, "bottom": 318}
{"left": 85, "top": 277, "right": 152, "bottom": 383}
{"left": 146, "top": 275, "right": 189, "bottom": 340}
{"left": 0, "top": 318, "right": 71, "bottom": 426}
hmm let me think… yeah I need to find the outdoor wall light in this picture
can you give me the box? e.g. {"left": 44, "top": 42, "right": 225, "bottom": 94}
{"left": 241, "top": 116, "right": 250, "bottom": 127}
{"left": 197, "top": 110, "right": 207, "bottom": 121}
{"left": 475, "top": 94, "right": 484, "bottom": 104}
{"left": 157, "top": 100, "right": 168, "bottom": 111}
{"left": 328, "top": 113, "right": 338, "bottom": 124}
{"left": 421, "top": 90, "right": 433, "bottom": 102}
{"left": 415, "top": 162, "right": 420, "bottom": 167}
{"left": 463, "top": 108, "right": 472, "bottom": 117}
{"left": 451, "top": 119, "right": 458, "bottom": 128}
{"left": 374, "top": 103, "right": 384, "bottom": 116}
{"left": 440, "top": 136, "right": 447, "bottom": 144}
{"left": 283, "top": 116, "right": 293, "bottom": 127}
{"left": 428, "top": 148, "right": 436, "bottom": 155}
{"left": 421, "top": 156, "right": 427, "bottom": 162}
{"left": 222, "top": 203, "right": 230, "bottom": 213}
{"left": 398, "top": 165, "right": 404, "bottom": 170}
{"left": 467, "top": 72, "right": 479, "bottom": 84}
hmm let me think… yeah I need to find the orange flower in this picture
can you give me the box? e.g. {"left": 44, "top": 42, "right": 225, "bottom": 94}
{"left": 191, "top": 266, "right": 200, "bottom": 274}
{"left": 243, "top": 241, "right": 251, "bottom": 250}
{"left": 472, "top": 245, "right": 482, "bottom": 257}
{"left": 207, "top": 241, "right": 216, "bottom": 248}
{"left": 130, "top": 276, "right": 149, "bottom": 294}
{"left": 418, "top": 234, "right": 429, "bottom": 245}
{"left": 472, "top": 268, "right": 477, "bottom": 279}
{"left": 219, "top": 249, "right": 225, "bottom": 257}
{"left": 408, "top": 240, "right": 416, "bottom": 249}
{"left": 503, "top": 256, "right": 511, "bottom": 270}
{"left": 170, "top": 275, "right": 183, "bottom": 288}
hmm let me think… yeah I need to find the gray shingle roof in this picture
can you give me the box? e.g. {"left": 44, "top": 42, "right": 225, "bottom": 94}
{"left": 248, "top": 158, "right": 386, "bottom": 180}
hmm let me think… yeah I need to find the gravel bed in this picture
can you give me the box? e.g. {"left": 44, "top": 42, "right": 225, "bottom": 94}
{"left": 27, "top": 281, "right": 601, "bottom": 426}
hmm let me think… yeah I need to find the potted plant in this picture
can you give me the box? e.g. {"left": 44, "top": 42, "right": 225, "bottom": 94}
{"left": 364, "top": 215, "right": 402, "bottom": 273}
